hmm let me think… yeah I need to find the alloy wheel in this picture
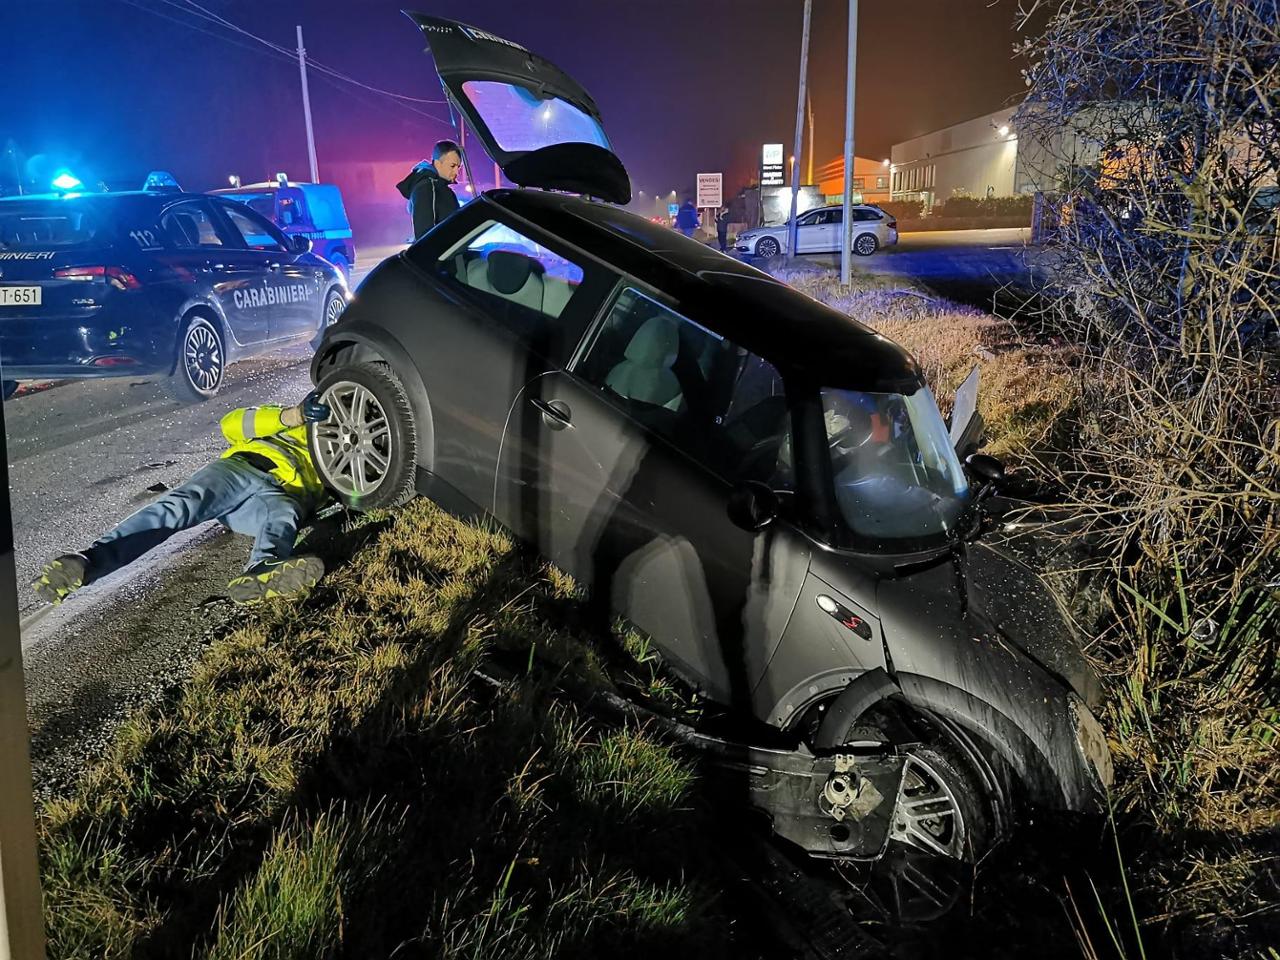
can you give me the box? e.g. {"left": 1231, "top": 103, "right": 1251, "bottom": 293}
{"left": 184, "top": 322, "right": 223, "bottom": 393}
{"left": 888, "top": 752, "right": 970, "bottom": 860}
{"left": 324, "top": 293, "right": 346, "bottom": 327}
{"left": 312, "top": 381, "right": 392, "bottom": 498}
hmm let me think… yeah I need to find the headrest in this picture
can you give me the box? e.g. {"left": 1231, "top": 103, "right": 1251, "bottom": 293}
{"left": 487, "top": 250, "right": 544, "bottom": 295}
{"left": 623, "top": 316, "right": 679, "bottom": 367}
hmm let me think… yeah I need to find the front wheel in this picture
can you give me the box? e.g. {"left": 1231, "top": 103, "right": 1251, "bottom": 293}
{"left": 321, "top": 288, "right": 346, "bottom": 330}
{"left": 755, "top": 236, "right": 781, "bottom": 258}
{"left": 170, "top": 314, "right": 225, "bottom": 402}
{"left": 853, "top": 232, "right": 879, "bottom": 256}
{"left": 310, "top": 361, "right": 417, "bottom": 511}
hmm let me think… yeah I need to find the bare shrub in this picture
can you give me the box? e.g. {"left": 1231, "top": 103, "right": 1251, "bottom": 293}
{"left": 1014, "top": 0, "right": 1280, "bottom": 944}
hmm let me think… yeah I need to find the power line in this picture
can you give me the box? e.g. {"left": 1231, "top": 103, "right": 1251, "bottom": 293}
{"left": 119, "top": 0, "right": 450, "bottom": 124}
{"left": 176, "top": 0, "right": 451, "bottom": 108}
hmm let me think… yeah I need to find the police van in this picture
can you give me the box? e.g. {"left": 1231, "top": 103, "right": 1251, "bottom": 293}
{"left": 212, "top": 174, "right": 357, "bottom": 281}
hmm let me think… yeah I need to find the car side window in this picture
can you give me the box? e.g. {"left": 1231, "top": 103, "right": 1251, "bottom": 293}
{"left": 576, "top": 288, "right": 793, "bottom": 489}
{"left": 160, "top": 202, "right": 225, "bottom": 249}
{"left": 436, "top": 220, "right": 594, "bottom": 354}
{"left": 797, "top": 211, "right": 820, "bottom": 227}
{"left": 219, "top": 202, "right": 287, "bottom": 252}
{"left": 852, "top": 209, "right": 881, "bottom": 222}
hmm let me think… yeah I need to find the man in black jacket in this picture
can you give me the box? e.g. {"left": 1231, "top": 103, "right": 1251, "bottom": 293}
{"left": 397, "top": 140, "right": 463, "bottom": 240}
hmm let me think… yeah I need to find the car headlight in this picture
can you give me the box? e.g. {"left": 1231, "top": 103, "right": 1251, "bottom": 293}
{"left": 1070, "top": 695, "right": 1114, "bottom": 789}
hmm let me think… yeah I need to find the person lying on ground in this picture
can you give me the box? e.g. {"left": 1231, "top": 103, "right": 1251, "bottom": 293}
{"left": 33, "top": 392, "right": 333, "bottom": 607}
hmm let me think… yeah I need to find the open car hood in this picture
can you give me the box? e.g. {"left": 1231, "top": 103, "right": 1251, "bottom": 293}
{"left": 405, "top": 11, "right": 631, "bottom": 204}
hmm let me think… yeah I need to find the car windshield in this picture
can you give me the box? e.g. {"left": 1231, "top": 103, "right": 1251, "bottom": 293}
{"left": 822, "top": 386, "right": 970, "bottom": 550}
{"left": 0, "top": 198, "right": 110, "bottom": 249}
{"left": 461, "top": 80, "right": 610, "bottom": 153}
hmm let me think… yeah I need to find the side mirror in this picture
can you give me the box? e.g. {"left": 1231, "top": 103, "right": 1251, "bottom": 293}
{"left": 727, "top": 481, "right": 779, "bottom": 532}
{"left": 291, "top": 235, "right": 313, "bottom": 254}
{"left": 965, "top": 453, "right": 1007, "bottom": 486}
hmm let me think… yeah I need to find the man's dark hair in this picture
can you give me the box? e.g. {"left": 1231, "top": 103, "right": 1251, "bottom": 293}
{"left": 433, "top": 140, "right": 462, "bottom": 162}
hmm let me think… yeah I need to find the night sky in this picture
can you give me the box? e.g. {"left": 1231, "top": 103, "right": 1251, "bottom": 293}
{"left": 4, "top": 0, "right": 1033, "bottom": 201}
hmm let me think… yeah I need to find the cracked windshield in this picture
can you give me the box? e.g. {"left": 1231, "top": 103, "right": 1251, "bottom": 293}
{"left": 1, "top": 2, "right": 1275, "bottom": 959}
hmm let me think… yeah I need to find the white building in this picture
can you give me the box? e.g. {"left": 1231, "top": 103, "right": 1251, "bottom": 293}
{"left": 890, "top": 106, "right": 1025, "bottom": 208}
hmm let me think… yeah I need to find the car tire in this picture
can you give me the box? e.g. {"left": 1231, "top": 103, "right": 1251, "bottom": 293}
{"left": 755, "top": 236, "right": 781, "bottom": 258}
{"left": 170, "top": 313, "right": 226, "bottom": 402}
{"left": 2, "top": 381, "right": 18, "bottom": 401}
{"left": 321, "top": 288, "right": 346, "bottom": 331}
{"left": 854, "top": 233, "right": 879, "bottom": 256}
{"left": 309, "top": 361, "right": 417, "bottom": 511}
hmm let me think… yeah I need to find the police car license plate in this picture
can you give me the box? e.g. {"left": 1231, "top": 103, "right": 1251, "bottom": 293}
{"left": 0, "top": 286, "right": 41, "bottom": 306}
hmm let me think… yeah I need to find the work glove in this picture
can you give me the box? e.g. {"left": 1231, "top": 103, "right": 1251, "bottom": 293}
{"left": 301, "top": 390, "right": 332, "bottom": 423}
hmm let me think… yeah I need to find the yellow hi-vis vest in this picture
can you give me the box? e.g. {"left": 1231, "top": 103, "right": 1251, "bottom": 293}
{"left": 218, "top": 406, "right": 323, "bottom": 499}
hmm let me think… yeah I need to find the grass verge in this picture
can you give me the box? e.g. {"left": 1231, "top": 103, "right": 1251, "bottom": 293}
{"left": 38, "top": 503, "right": 737, "bottom": 959}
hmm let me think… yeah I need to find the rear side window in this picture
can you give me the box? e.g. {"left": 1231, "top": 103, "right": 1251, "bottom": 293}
{"left": 0, "top": 199, "right": 110, "bottom": 249}
{"left": 219, "top": 203, "right": 286, "bottom": 252}
{"left": 435, "top": 219, "right": 598, "bottom": 356}
{"left": 161, "top": 203, "right": 225, "bottom": 249}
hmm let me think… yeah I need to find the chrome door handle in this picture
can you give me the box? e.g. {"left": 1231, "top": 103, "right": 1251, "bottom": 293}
{"left": 266, "top": 262, "right": 282, "bottom": 272}
{"left": 530, "top": 398, "right": 572, "bottom": 430}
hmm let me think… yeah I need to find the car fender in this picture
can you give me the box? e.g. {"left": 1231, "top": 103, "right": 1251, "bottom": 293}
{"left": 311, "top": 322, "right": 436, "bottom": 474}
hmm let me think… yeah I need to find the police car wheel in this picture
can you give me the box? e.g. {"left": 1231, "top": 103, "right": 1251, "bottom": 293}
{"left": 170, "top": 315, "right": 225, "bottom": 402}
{"left": 310, "top": 361, "right": 417, "bottom": 511}
{"left": 322, "top": 289, "right": 346, "bottom": 329}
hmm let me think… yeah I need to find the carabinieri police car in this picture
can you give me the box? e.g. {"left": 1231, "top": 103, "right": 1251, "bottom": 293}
{"left": 0, "top": 172, "right": 349, "bottom": 401}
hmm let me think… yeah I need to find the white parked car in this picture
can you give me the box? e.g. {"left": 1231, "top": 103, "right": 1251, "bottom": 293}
{"left": 736, "top": 204, "right": 897, "bottom": 258}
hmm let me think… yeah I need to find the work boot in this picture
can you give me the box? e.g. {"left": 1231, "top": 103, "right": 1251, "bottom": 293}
{"left": 32, "top": 553, "right": 89, "bottom": 605}
{"left": 227, "top": 555, "right": 325, "bottom": 605}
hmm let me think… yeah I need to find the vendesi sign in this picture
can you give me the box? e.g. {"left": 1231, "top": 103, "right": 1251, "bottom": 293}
{"left": 761, "top": 143, "right": 785, "bottom": 186}
{"left": 696, "top": 172, "right": 723, "bottom": 209}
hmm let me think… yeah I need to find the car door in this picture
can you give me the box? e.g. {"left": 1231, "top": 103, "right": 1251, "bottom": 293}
{"left": 494, "top": 285, "right": 811, "bottom": 708}
{"left": 398, "top": 211, "right": 614, "bottom": 513}
{"left": 794, "top": 210, "right": 826, "bottom": 253}
{"left": 214, "top": 199, "right": 317, "bottom": 341}
{"left": 157, "top": 198, "right": 269, "bottom": 345}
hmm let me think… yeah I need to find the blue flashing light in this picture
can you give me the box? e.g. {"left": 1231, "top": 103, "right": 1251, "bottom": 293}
{"left": 52, "top": 171, "right": 82, "bottom": 191}
{"left": 142, "top": 170, "right": 182, "bottom": 192}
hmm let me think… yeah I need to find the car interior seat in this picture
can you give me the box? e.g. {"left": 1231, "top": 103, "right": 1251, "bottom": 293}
{"left": 466, "top": 250, "right": 546, "bottom": 312}
{"left": 604, "top": 315, "right": 685, "bottom": 412}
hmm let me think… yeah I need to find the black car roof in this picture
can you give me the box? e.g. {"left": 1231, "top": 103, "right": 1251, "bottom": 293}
{"left": 486, "top": 190, "right": 922, "bottom": 392}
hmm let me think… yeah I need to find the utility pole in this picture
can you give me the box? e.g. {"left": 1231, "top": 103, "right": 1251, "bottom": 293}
{"left": 296, "top": 25, "right": 320, "bottom": 183}
{"left": 806, "top": 90, "right": 815, "bottom": 187}
{"left": 786, "top": 0, "right": 812, "bottom": 260}
{"left": 840, "top": 0, "right": 859, "bottom": 286}
{"left": 0, "top": 403, "right": 46, "bottom": 960}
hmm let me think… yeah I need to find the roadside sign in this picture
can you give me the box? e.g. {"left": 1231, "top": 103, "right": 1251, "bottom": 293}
{"left": 667, "top": 203, "right": 679, "bottom": 218}
{"left": 696, "top": 172, "right": 723, "bottom": 209}
{"left": 761, "top": 143, "right": 785, "bottom": 186}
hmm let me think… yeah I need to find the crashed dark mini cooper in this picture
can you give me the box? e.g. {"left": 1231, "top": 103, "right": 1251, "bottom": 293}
{"left": 310, "top": 12, "right": 1112, "bottom": 872}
